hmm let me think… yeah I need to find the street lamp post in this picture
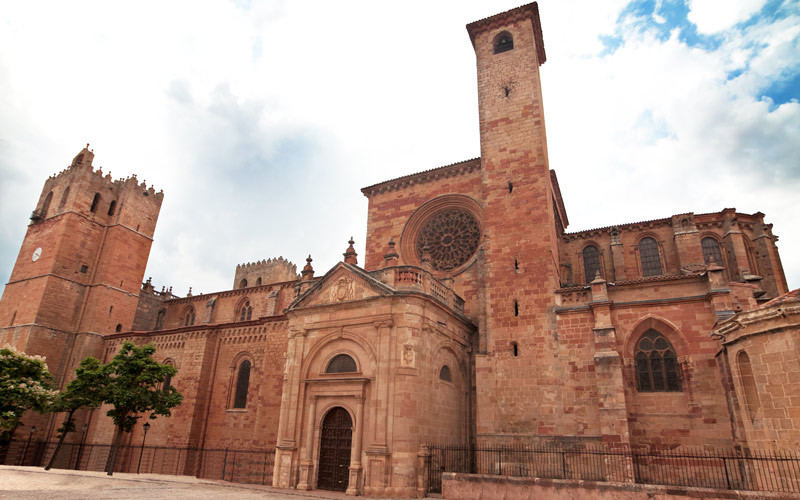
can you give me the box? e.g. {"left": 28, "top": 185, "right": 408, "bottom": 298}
{"left": 74, "top": 423, "right": 89, "bottom": 470}
{"left": 22, "top": 425, "right": 36, "bottom": 465}
{"left": 136, "top": 422, "right": 150, "bottom": 474}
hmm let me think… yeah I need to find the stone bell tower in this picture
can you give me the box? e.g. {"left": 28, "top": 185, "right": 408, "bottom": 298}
{"left": 468, "top": 3, "right": 568, "bottom": 441}
{"left": 0, "top": 145, "right": 163, "bottom": 388}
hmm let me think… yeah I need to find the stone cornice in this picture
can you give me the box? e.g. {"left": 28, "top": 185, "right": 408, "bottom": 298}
{"left": 360, "top": 158, "right": 480, "bottom": 197}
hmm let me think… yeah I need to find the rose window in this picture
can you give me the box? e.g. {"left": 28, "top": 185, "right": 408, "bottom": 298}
{"left": 415, "top": 209, "right": 481, "bottom": 271}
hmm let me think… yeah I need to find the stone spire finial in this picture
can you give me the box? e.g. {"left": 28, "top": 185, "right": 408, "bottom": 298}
{"left": 187, "top": 287, "right": 193, "bottom": 297}
{"left": 344, "top": 237, "right": 358, "bottom": 265}
{"left": 302, "top": 255, "right": 314, "bottom": 281}
{"left": 383, "top": 238, "right": 399, "bottom": 268}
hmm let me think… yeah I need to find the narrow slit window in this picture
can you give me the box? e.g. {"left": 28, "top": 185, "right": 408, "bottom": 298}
{"left": 514, "top": 300, "right": 519, "bottom": 317}
{"left": 107, "top": 200, "right": 117, "bottom": 216}
{"left": 512, "top": 342, "right": 519, "bottom": 357}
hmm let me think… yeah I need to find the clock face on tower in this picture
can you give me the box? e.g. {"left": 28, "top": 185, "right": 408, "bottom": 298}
{"left": 31, "top": 247, "right": 42, "bottom": 262}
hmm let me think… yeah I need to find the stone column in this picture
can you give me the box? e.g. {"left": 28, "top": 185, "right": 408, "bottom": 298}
{"left": 297, "top": 395, "right": 317, "bottom": 490}
{"left": 671, "top": 214, "right": 702, "bottom": 269}
{"left": 589, "top": 275, "right": 634, "bottom": 483}
{"left": 609, "top": 228, "right": 626, "bottom": 281}
{"left": 347, "top": 395, "right": 365, "bottom": 496}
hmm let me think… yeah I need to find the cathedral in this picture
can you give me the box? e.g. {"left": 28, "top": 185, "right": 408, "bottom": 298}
{"left": 1, "top": 3, "right": 798, "bottom": 498}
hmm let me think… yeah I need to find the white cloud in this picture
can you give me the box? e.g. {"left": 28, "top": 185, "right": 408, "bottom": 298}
{"left": 688, "top": 0, "right": 768, "bottom": 33}
{"left": 0, "top": 0, "right": 798, "bottom": 299}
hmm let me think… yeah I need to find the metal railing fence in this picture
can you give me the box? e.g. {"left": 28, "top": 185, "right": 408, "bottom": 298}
{"left": 0, "top": 439, "right": 274, "bottom": 485}
{"left": 426, "top": 443, "right": 800, "bottom": 495}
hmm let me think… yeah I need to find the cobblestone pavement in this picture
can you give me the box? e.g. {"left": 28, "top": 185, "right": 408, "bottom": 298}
{"left": 0, "top": 466, "right": 393, "bottom": 499}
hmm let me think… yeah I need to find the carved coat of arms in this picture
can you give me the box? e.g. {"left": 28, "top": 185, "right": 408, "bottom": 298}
{"left": 329, "top": 277, "right": 355, "bottom": 302}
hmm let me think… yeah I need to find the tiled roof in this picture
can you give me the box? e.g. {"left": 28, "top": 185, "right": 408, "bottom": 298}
{"left": 759, "top": 289, "right": 800, "bottom": 308}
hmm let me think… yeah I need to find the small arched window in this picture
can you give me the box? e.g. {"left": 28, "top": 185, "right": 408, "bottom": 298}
{"left": 233, "top": 359, "right": 251, "bottom": 408}
{"left": 255, "top": 277, "right": 262, "bottom": 286}
{"left": 639, "top": 237, "right": 662, "bottom": 277}
{"left": 582, "top": 245, "right": 601, "bottom": 283}
{"left": 635, "top": 329, "right": 681, "bottom": 392}
{"left": 90, "top": 193, "right": 101, "bottom": 213}
{"left": 326, "top": 354, "right": 357, "bottom": 373}
{"left": 737, "top": 350, "right": 760, "bottom": 420}
{"left": 183, "top": 307, "right": 195, "bottom": 327}
{"left": 239, "top": 278, "right": 248, "bottom": 289}
{"left": 59, "top": 186, "right": 70, "bottom": 209}
{"left": 115, "top": 324, "right": 122, "bottom": 332}
{"left": 439, "top": 365, "right": 452, "bottom": 382}
{"left": 107, "top": 200, "right": 117, "bottom": 216}
{"left": 238, "top": 301, "right": 253, "bottom": 321}
{"left": 41, "top": 191, "right": 53, "bottom": 217}
{"left": 493, "top": 31, "right": 514, "bottom": 54}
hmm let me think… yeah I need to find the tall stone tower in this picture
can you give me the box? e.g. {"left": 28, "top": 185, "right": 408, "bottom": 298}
{"left": 0, "top": 146, "right": 163, "bottom": 387}
{"left": 468, "top": 4, "right": 567, "bottom": 440}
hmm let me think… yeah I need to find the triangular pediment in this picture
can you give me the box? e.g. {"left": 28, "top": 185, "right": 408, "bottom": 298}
{"left": 288, "top": 262, "right": 395, "bottom": 310}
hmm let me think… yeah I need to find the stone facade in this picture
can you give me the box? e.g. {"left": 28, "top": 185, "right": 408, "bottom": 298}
{"left": 0, "top": 2, "right": 797, "bottom": 498}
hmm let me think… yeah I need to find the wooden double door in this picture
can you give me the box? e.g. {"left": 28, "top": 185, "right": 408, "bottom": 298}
{"left": 317, "top": 407, "right": 352, "bottom": 491}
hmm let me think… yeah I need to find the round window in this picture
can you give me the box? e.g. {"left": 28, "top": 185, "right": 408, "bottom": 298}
{"left": 416, "top": 209, "right": 481, "bottom": 271}
{"left": 401, "top": 195, "right": 483, "bottom": 276}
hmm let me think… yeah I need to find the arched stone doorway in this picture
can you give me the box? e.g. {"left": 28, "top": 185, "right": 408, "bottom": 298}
{"left": 317, "top": 406, "right": 352, "bottom": 492}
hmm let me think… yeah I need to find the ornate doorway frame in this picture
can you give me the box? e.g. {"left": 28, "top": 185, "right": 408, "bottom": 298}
{"left": 297, "top": 378, "right": 368, "bottom": 496}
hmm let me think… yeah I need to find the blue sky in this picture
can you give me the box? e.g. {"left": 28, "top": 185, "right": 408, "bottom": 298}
{"left": 0, "top": 0, "right": 798, "bottom": 297}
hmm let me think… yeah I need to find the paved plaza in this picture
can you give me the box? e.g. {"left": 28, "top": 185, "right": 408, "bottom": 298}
{"left": 0, "top": 466, "right": 388, "bottom": 499}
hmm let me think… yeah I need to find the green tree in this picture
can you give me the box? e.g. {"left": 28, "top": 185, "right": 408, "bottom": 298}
{"left": 102, "top": 342, "right": 182, "bottom": 475}
{"left": 0, "top": 345, "right": 57, "bottom": 454}
{"left": 44, "top": 356, "right": 105, "bottom": 470}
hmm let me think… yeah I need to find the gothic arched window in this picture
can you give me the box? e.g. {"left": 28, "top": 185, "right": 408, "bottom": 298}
{"left": 107, "top": 200, "right": 117, "bottom": 216}
{"left": 639, "top": 237, "right": 662, "bottom": 277}
{"left": 59, "top": 186, "right": 70, "bottom": 209}
{"left": 90, "top": 193, "right": 101, "bottom": 213}
{"left": 635, "top": 329, "right": 681, "bottom": 392}
{"left": 154, "top": 309, "right": 166, "bottom": 330}
{"left": 239, "top": 278, "right": 248, "bottom": 289}
{"left": 439, "top": 365, "right": 452, "bottom": 382}
{"left": 41, "top": 191, "right": 53, "bottom": 217}
{"left": 326, "top": 354, "right": 357, "bottom": 374}
{"left": 582, "top": 245, "right": 601, "bottom": 283}
{"left": 233, "top": 359, "right": 251, "bottom": 409}
{"left": 493, "top": 31, "right": 514, "bottom": 54}
{"left": 238, "top": 300, "right": 253, "bottom": 321}
{"left": 183, "top": 307, "right": 195, "bottom": 327}
{"left": 701, "top": 237, "right": 723, "bottom": 266}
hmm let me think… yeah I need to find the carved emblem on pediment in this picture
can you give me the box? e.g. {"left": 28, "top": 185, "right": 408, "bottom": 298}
{"left": 330, "top": 277, "right": 355, "bottom": 302}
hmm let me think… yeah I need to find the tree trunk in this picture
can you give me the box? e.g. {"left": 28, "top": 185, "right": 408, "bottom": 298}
{"left": 45, "top": 411, "right": 75, "bottom": 470}
{"left": 105, "top": 425, "right": 125, "bottom": 475}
